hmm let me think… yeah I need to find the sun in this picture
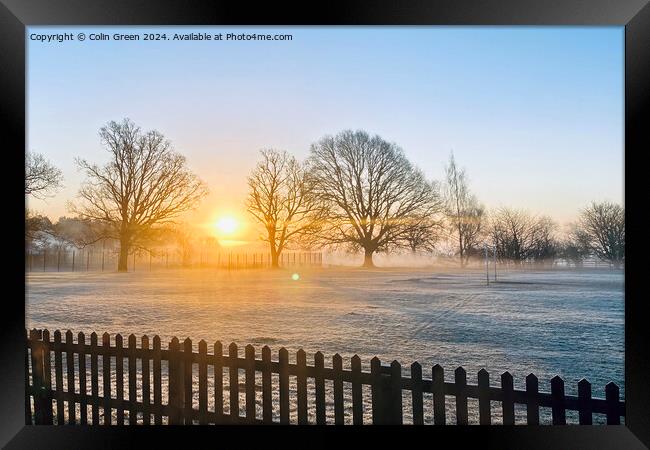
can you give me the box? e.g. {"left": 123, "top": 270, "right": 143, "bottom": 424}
{"left": 215, "top": 216, "right": 239, "bottom": 235}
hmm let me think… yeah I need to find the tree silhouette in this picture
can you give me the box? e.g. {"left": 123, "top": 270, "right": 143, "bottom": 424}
{"left": 443, "top": 153, "right": 484, "bottom": 266}
{"left": 71, "top": 119, "right": 208, "bottom": 271}
{"left": 308, "top": 130, "right": 441, "bottom": 267}
{"left": 577, "top": 201, "right": 624, "bottom": 268}
{"left": 246, "top": 149, "right": 321, "bottom": 268}
{"left": 25, "top": 152, "right": 63, "bottom": 199}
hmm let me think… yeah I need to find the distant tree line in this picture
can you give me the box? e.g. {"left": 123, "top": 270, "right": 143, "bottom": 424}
{"left": 25, "top": 119, "right": 625, "bottom": 270}
{"left": 245, "top": 130, "right": 624, "bottom": 269}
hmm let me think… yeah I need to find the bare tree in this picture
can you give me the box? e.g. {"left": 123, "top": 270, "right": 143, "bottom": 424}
{"left": 71, "top": 119, "right": 208, "bottom": 271}
{"left": 171, "top": 223, "right": 197, "bottom": 267}
{"left": 25, "top": 152, "right": 63, "bottom": 199}
{"left": 308, "top": 130, "right": 441, "bottom": 267}
{"left": 488, "top": 207, "right": 557, "bottom": 264}
{"left": 576, "top": 201, "right": 624, "bottom": 268}
{"left": 25, "top": 212, "right": 53, "bottom": 250}
{"left": 246, "top": 149, "right": 321, "bottom": 268}
{"left": 559, "top": 222, "right": 591, "bottom": 267}
{"left": 401, "top": 216, "right": 444, "bottom": 254}
{"left": 443, "top": 153, "right": 484, "bottom": 266}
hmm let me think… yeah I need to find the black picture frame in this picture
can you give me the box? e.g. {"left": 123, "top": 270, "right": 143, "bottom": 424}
{"left": 1, "top": 1, "right": 648, "bottom": 448}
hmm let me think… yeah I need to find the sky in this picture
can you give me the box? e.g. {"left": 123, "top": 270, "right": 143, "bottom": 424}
{"left": 27, "top": 26, "right": 624, "bottom": 241}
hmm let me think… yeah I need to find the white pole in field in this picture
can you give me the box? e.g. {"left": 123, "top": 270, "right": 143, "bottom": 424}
{"left": 485, "top": 245, "right": 489, "bottom": 286}
{"left": 494, "top": 245, "right": 497, "bottom": 281}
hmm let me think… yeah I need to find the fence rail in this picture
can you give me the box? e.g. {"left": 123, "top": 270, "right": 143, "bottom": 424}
{"left": 25, "top": 329, "right": 625, "bottom": 425}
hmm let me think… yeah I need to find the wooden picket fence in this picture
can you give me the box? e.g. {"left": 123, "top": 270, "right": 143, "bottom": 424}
{"left": 25, "top": 329, "right": 625, "bottom": 425}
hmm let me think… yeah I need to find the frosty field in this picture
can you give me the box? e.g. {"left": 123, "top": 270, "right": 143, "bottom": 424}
{"left": 26, "top": 266, "right": 624, "bottom": 424}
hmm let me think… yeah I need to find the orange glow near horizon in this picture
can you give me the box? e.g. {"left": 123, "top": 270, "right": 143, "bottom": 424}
{"left": 212, "top": 213, "right": 251, "bottom": 247}
{"left": 215, "top": 216, "right": 239, "bottom": 235}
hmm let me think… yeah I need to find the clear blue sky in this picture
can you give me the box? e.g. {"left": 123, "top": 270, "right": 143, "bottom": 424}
{"left": 27, "top": 26, "right": 623, "bottom": 229}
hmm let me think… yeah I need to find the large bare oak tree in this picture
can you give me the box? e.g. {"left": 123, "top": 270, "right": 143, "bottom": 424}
{"left": 71, "top": 119, "right": 208, "bottom": 271}
{"left": 246, "top": 149, "right": 321, "bottom": 268}
{"left": 308, "top": 130, "right": 441, "bottom": 267}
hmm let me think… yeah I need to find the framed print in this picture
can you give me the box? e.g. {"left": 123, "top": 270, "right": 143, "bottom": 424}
{"left": 1, "top": 0, "right": 648, "bottom": 448}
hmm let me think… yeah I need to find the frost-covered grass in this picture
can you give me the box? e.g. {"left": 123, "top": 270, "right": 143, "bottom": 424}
{"left": 26, "top": 266, "right": 624, "bottom": 423}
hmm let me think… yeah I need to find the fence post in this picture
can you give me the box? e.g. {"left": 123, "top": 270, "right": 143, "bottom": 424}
{"left": 455, "top": 367, "right": 468, "bottom": 425}
{"left": 65, "top": 330, "right": 76, "bottom": 424}
{"left": 115, "top": 334, "right": 124, "bottom": 424}
{"left": 168, "top": 337, "right": 181, "bottom": 424}
{"left": 78, "top": 332, "right": 87, "bottom": 424}
{"left": 153, "top": 336, "right": 163, "bottom": 425}
{"left": 29, "top": 329, "right": 46, "bottom": 424}
{"left": 411, "top": 362, "right": 424, "bottom": 425}
{"left": 142, "top": 335, "right": 151, "bottom": 425}
{"left": 605, "top": 382, "right": 620, "bottom": 425}
{"left": 370, "top": 357, "right": 385, "bottom": 424}
{"left": 314, "top": 351, "right": 326, "bottom": 425}
{"left": 478, "top": 369, "right": 491, "bottom": 425}
{"left": 25, "top": 332, "right": 31, "bottom": 425}
{"left": 526, "top": 373, "right": 539, "bottom": 424}
{"left": 128, "top": 334, "right": 138, "bottom": 425}
{"left": 43, "top": 249, "right": 47, "bottom": 272}
{"left": 102, "top": 332, "right": 111, "bottom": 426}
{"left": 432, "top": 364, "right": 445, "bottom": 425}
{"left": 279, "top": 347, "right": 289, "bottom": 424}
{"left": 90, "top": 333, "right": 99, "bottom": 424}
{"left": 72, "top": 251, "right": 75, "bottom": 272}
{"left": 261, "top": 346, "right": 272, "bottom": 424}
{"left": 551, "top": 375, "right": 566, "bottom": 425}
{"left": 390, "top": 360, "right": 403, "bottom": 424}
{"left": 214, "top": 341, "right": 223, "bottom": 423}
{"left": 183, "top": 338, "right": 192, "bottom": 425}
{"left": 332, "top": 353, "right": 344, "bottom": 425}
{"left": 578, "top": 378, "right": 592, "bottom": 425}
{"left": 501, "top": 371, "right": 515, "bottom": 425}
{"left": 41, "top": 329, "right": 53, "bottom": 424}
{"left": 228, "top": 342, "right": 239, "bottom": 423}
{"left": 351, "top": 355, "right": 362, "bottom": 424}
{"left": 296, "top": 349, "right": 308, "bottom": 424}
{"left": 197, "top": 340, "right": 208, "bottom": 425}
{"left": 245, "top": 345, "right": 256, "bottom": 423}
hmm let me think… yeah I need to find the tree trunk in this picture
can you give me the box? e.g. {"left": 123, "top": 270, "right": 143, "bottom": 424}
{"left": 118, "top": 234, "right": 129, "bottom": 272}
{"left": 270, "top": 246, "right": 280, "bottom": 269}
{"left": 362, "top": 249, "right": 375, "bottom": 268}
